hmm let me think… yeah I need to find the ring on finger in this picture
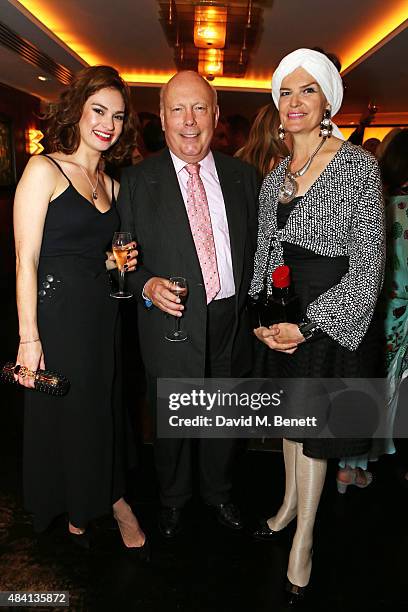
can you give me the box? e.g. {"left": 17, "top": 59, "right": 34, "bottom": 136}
{"left": 18, "top": 366, "right": 35, "bottom": 379}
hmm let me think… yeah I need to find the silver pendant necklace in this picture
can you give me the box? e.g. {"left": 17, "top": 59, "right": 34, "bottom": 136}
{"left": 77, "top": 164, "right": 99, "bottom": 200}
{"left": 278, "top": 137, "right": 327, "bottom": 204}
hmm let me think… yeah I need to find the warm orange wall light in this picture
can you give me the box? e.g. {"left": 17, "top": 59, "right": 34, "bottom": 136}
{"left": 339, "top": 126, "right": 400, "bottom": 142}
{"left": 16, "top": 0, "right": 104, "bottom": 65}
{"left": 341, "top": 1, "right": 408, "bottom": 71}
{"left": 26, "top": 128, "right": 44, "bottom": 155}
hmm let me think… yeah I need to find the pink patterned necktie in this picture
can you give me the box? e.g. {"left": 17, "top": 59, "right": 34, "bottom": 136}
{"left": 184, "top": 163, "right": 220, "bottom": 304}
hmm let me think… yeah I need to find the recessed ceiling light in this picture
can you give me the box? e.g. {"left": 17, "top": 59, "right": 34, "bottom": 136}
{"left": 38, "top": 75, "right": 48, "bottom": 81}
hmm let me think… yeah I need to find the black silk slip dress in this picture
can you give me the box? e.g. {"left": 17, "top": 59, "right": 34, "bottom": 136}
{"left": 263, "top": 196, "right": 382, "bottom": 459}
{"left": 24, "top": 156, "right": 131, "bottom": 532}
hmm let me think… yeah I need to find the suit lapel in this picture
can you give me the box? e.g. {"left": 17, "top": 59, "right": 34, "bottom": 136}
{"left": 141, "top": 149, "right": 201, "bottom": 275}
{"left": 213, "top": 151, "right": 246, "bottom": 293}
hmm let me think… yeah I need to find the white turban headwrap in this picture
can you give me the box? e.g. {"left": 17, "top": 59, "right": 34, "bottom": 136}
{"left": 271, "top": 48, "right": 344, "bottom": 140}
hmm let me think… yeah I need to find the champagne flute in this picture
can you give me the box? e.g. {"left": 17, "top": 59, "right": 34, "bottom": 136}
{"left": 165, "top": 277, "right": 188, "bottom": 342}
{"left": 110, "top": 232, "right": 133, "bottom": 299}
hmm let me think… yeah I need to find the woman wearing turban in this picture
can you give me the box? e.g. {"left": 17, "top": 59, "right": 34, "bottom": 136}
{"left": 250, "top": 49, "right": 385, "bottom": 603}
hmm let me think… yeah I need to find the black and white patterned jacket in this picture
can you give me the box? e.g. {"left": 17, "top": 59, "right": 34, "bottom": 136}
{"left": 249, "top": 141, "right": 385, "bottom": 351}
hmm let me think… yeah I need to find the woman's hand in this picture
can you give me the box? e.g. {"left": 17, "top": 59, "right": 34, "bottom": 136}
{"left": 14, "top": 341, "right": 45, "bottom": 389}
{"left": 254, "top": 322, "right": 304, "bottom": 354}
{"left": 269, "top": 323, "right": 305, "bottom": 345}
{"left": 106, "top": 242, "right": 138, "bottom": 272}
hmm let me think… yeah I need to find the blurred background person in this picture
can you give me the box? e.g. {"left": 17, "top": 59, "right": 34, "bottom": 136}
{"left": 336, "top": 129, "right": 408, "bottom": 492}
{"left": 235, "top": 103, "right": 290, "bottom": 180}
{"left": 138, "top": 111, "right": 159, "bottom": 131}
{"left": 140, "top": 112, "right": 166, "bottom": 157}
{"left": 132, "top": 112, "right": 165, "bottom": 164}
{"left": 380, "top": 129, "right": 408, "bottom": 483}
{"left": 376, "top": 127, "right": 402, "bottom": 161}
{"left": 348, "top": 104, "right": 378, "bottom": 147}
{"left": 362, "top": 137, "right": 381, "bottom": 156}
{"left": 211, "top": 115, "right": 231, "bottom": 154}
{"left": 227, "top": 113, "right": 250, "bottom": 154}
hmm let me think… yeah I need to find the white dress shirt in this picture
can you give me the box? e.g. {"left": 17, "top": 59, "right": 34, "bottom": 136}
{"left": 170, "top": 150, "right": 235, "bottom": 300}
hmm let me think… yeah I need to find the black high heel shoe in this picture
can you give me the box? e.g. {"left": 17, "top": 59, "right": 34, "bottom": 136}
{"left": 121, "top": 536, "right": 151, "bottom": 563}
{"left": 68, "top": 528, "right": 91, "bottom": 550}
{"left": 115, "top": 519, "right": 150, "bottom": 563}
{"left": 252, "top": 518, "right": 282, "bottom": 541}
{"left": 285, "top": 580, "right": 307, "bottom": 607}
{"left": 128, "top": 537, "right": 150, "bottom": 563}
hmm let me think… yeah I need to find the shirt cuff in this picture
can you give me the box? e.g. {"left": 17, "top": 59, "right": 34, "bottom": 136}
{"left": 142, "top": 282, "right": 153, "bottom": 309}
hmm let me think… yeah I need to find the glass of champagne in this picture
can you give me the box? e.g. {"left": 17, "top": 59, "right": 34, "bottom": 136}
{"left": 165, "top": 277, "right": 188, "bottom": 342}
{"left": 110, "top": 232, "right": 133, "bottom": 299}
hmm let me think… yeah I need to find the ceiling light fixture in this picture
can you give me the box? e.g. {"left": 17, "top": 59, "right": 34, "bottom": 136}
{"left": 198, "top": 48, "right": 224, "bottom": 80}
{"left": 194, "top": 1, "right": 227, "bottom": 49}
{"left": 159, "top": 1, "right": 262, "bottom": 81}
{"left": 14, "top": 0, "right": 408, "bottom": 92}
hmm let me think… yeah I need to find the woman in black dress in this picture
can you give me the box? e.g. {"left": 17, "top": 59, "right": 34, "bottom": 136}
{"left": 13, "top": 66, "right": 146, "bottom": 551}
{"left": 250, "top": 49, "right": 384, "bottom": 602}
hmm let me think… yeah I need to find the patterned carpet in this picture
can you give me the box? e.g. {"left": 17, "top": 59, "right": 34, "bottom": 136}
{"left": 1, "top": 444, "right": 408, "bottom": 612}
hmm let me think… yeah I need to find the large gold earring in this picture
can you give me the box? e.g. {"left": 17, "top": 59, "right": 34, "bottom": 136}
{"left": 278, "top": 124, "right": 286, "bottom": 140}
{"left": 319, "top": 109, "right": 332, "bottom": 138}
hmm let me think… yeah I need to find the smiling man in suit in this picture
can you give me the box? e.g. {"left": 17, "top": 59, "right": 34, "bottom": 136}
{"left": 118, "top": 71, "right": 258, "bottom": 537}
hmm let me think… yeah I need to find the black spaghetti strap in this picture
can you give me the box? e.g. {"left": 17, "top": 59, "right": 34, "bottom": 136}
{"left": 43, "top": 154, "right": 72, "bottom": 185}
{"left": 110, "top": 177, "right": 116, "bottom": 205}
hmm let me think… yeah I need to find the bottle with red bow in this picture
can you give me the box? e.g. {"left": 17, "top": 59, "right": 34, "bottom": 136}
{"left": 261, "top": 264, "right": 300, "bottom": 327}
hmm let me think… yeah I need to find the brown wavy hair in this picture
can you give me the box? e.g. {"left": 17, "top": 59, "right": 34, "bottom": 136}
{"left": 235, "top": 104, "right": 289, "bottom": 178}
{"left": 44, "top": 65, "right": 137, "bottom": 163}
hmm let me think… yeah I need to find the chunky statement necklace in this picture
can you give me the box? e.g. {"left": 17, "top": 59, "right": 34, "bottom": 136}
{"left": 278, "top": 137, "right": 327, "bottom": 204}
